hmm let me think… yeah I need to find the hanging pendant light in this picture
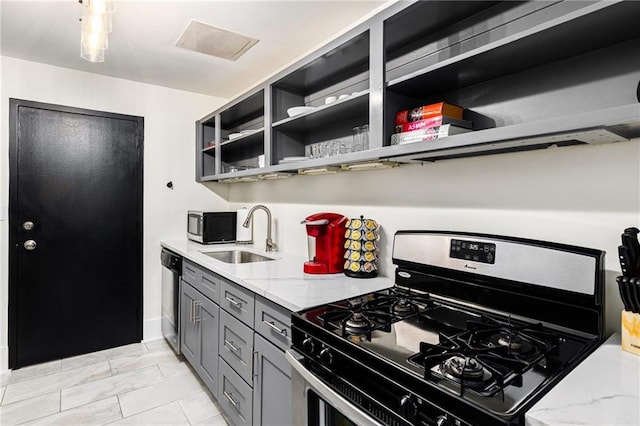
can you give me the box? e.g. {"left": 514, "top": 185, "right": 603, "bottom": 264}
{"left": 80, "top": 0, "right": 116, "bottom": 63}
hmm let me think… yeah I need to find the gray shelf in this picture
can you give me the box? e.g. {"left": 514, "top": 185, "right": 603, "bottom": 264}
{"left": 273, "top": 31, "right": 370, "bottom": 94}
{"left": 386, "top": 1, "right": 640, "bottom": 97}
{"left": 381, "top": 104, "right": 640, "bottom": 163}
{"left": 220, "top": 128, "right": 264, "bottom": 148}
{"left": 272, "top": 91, "right": 369, "bottom": 132}
{"left": 220, "top": 90, "right": 264, "bottom": 130}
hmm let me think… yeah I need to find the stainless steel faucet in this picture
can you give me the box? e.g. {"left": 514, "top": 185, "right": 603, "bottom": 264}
{"left": 242, "top": 205, "right": 277, "bottom": 252}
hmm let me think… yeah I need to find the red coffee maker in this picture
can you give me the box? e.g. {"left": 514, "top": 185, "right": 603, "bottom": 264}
{"left": 301, "top": 212, "right": 348, "bottom": 274}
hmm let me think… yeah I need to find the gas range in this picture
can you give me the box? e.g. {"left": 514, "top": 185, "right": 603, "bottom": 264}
{"left": 289, "top": 231, "right": 605, "bottom": 426}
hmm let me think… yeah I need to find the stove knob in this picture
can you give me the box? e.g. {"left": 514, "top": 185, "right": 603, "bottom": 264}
{"left": 302, "top": 337, "right": 316, "bottom": 355}
{"left": 435, "top": 415, "right": 450, "bottom": 426}
{"left": 319, "top": 348, "right": 333, "bottom": 366}
{"left": 399, "top": 395, "right": 417, "bottom": 419}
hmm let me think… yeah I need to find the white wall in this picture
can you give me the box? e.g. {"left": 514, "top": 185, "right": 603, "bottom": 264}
{"left": 0, "top": 56, "right": 228, "bottom": 372}
{"left": 221, "top": 139, "right": 640, "bottom": 337}
{"left": 1, "top": 60, "right": 638, "bottom": 373}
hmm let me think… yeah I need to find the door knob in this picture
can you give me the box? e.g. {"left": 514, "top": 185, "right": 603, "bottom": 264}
{"left": 23, "top": 240, "right": 37, "bottom": 251}
{"left": 22, "top": 221, "right": 35, "bottom": 231}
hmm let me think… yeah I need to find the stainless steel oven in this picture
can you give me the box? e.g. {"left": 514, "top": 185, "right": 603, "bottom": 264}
{"left": 288, "top": 231, "right": 605, "bottom": 426}
{"left": 286, "top": 350, "right": 382, "bottom": 426}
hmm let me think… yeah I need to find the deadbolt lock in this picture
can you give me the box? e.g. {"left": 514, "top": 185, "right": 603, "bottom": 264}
{"left": 23, "top": 221, "right": 35, "bottom": 231}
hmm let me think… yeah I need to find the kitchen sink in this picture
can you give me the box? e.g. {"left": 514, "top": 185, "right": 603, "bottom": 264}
{"left": 202, "top": 250, "right": 275, "bottom": 264}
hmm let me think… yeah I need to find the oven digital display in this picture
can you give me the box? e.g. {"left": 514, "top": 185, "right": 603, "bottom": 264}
{"left": 450, "top": 239, "right": 496, "bottom": 264}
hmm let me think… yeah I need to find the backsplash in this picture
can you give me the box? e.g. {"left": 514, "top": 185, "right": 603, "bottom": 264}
{"left": 215, "top": 138, "right": 640, "bottom": 335}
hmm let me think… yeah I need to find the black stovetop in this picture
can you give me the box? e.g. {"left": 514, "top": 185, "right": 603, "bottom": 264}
{"left": 299, "top": 286, "right": 590, "bottom": 416}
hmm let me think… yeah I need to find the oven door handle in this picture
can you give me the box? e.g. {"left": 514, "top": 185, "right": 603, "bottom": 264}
{"left": 285, "top": 350, "right": 383, "bottom": 426}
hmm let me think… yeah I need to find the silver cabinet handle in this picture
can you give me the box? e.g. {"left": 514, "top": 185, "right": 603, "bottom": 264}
{"left": 189, "top": 301, "right": 194, "bottom": 324}
{"left": 193, "top": 301, "right": 201, "bottom": 323}
{"left": 23, "top": 240, "right": 37, "bottom": 251}
{"left": 253, "top": 351, "right": 260, "bottom": 378}
{"left": 223, "top": 390, "right": 239, "bottom": 408}
{"left": 224, "top": 296, "right": 242, "bottom": 307}
{"left": 263, "top": 320, "right": 286, "bottom": 335}
{"left": 224, "top": 339, "right": 240, "bottom": 352}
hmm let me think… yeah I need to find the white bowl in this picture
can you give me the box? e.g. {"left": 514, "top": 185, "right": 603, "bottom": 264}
{"left": 287, "top": 106, "right": 316, "bottom": 117}
{"left": 228, "top": 133, "right": 242, "bottom": 139}
{"left": 325, "top": 96, "right": 338, "bottom": 104}
{"left": 338, "top": 94, "right": 349, "bottom": 100}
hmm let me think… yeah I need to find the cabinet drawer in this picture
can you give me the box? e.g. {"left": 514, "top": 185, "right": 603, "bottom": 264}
{"left": 182, "top": 259, "right": 199, "bottom": 286}
{"left": 182, "top": 259, "right": 220, "bottom": 304}
{"left": 219, "top": 357, "right": 253, "bottom": 426}
{"left": 219, "top": 310, "right": 254, "bottom": 385}
{"left": 254, "top": 296, "right": 291, "bottom": 351}
{"left": 220, "top": 278, "right": 255, "bottom": 326}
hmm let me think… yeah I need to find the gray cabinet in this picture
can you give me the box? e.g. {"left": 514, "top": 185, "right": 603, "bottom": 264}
{"left": 197, "top": 295, "right": 220, "bottom": 397}
{"left": 183, "top": 259, "right": 221, "bottom": 304}
{"left": 254, "top": 296, "right": 291, "bottom": 352}
{"left": 180, "top": 280, "right": 199, "bottom": 365}
{"left": 181, "top": 281, "right": 220, "bottom": 398}
{"left": 196, "top": 0, "right": 640, "bottom": 183}
{"left": 252, "top": 333, "right": 292, "bottom": 426}
{"left": 179, "top": 259, "right": 293, "bottom": 425}
{"left": 219, "top": 357, "right": 254, "bottom": 426}
{"left": 220, "top": 278, "right": 255, "bottom": 327}
{"left": 219, "top": 310, "right": 254, "bottom": 385}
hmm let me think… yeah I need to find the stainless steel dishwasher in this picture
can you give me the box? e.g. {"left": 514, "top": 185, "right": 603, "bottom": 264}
{"left": 161, "top": 248, "right": 182, "bottom": 354}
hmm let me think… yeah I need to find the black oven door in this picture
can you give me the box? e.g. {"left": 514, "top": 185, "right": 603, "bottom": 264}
{"left": 286, "top": 350, "right": 383, "bottom": 426}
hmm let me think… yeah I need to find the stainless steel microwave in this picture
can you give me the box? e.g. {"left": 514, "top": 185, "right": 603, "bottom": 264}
{"left": 187, "top": 211, "right": 237, "bottom": 244}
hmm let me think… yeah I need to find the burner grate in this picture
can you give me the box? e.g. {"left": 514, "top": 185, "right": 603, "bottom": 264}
{"left": 461, "top": 316, "right": 564, "bottom": 364}
{"left": 318, "top": 301, "right": 395, "bottom": 340}
{"left": 411, "top": 333, "right": 530, "bottom": 397}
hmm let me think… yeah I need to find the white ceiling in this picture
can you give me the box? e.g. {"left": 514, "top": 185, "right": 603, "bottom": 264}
{"left": 0, "top": 0, "right": 387, "bottom": 98}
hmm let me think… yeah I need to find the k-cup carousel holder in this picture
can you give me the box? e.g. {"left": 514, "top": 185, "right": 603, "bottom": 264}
{"left": 343, "top": 215, "right": 379, "bottom": 278}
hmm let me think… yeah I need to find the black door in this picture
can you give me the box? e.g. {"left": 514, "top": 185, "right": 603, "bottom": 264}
{"left": 9, "top": 99, "right": 144, "bottom": 369}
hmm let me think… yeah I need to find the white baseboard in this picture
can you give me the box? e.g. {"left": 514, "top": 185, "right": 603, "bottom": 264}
{"left": 0, "top": 345, "right": 9, "bottom": 374}
{"left": 143, "top": 316, "right": 162, "bottom": 342}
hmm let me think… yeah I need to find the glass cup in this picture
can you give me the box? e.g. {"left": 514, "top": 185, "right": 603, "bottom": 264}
{"left": 360, "top": 125, "right": 369, "bottom": 150}
{"left": 329, "top": 140, "right": 339, "bottom": 156}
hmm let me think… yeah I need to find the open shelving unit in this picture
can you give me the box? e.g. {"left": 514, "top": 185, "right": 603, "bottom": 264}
{"left": 196, "top": 0, "right": 640, "bottom": 182}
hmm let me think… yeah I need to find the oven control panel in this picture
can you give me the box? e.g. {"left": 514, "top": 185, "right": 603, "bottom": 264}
{"left": 449, "top": 239, "right": 496, "bottom": 264}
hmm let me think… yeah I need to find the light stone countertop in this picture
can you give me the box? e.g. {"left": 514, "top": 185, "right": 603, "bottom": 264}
{"left": 526, "top": 333, "right": 640, "bottom": 426}
{"left": 161, "top": 239, "right": 393, "bottom": 312}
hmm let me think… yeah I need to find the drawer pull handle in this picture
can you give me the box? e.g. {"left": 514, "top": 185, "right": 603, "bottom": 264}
{"left": 263, "top": 320, "right": 286, "bottom": 335}
{"left": 223, "top": 390, "right": 239, "bottom": 408}
{"left": 193, "top": 301, "right": 202, "bottom": 323}
{"left": 224, "top": 339, "right": 240, "bottom": 352}
{"left": 225, "top": 296, "right": 242, "bottom": 307}
{"left": 253, "top": 351, "right": 260, "bottom": 378}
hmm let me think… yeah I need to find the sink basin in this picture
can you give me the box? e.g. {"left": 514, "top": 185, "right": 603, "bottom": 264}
{"left": 202, "top": 250, "right": 275, "bottom": 264}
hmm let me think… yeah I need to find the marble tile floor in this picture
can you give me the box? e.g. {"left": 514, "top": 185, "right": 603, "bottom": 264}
{"left": 0, "top": 340, "right": 230, "bottom": 425}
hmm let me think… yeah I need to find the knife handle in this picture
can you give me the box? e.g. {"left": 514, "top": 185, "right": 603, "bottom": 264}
{"left": 618, "top": 245, "right": 632, "bottom": 277}
{"left": 622, "top": 232, "right": 640, "bottom": 275}
{"left": 631, "top": 277, "right": 640, "bottom": 314}
{"left": 624, "top": 227, "right": 640, "bottom": 236}
{"left": 618, "top": 276, "right": 632, "bottom": 311}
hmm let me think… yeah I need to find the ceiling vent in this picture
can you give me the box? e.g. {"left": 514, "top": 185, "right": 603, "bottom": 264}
{"left": 176, "top": 20, "right": 259, "bottom": 61}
